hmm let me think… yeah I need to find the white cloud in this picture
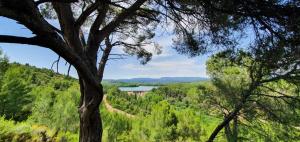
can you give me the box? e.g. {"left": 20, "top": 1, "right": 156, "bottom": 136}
{"left": 102, "top": 30, "right": 209, "bottom": 79}
{"left": 109, "top": 33, "right": 175, "bottom": 59}
{"left": 122, "top": 59, "right": 207, "bottom": 78}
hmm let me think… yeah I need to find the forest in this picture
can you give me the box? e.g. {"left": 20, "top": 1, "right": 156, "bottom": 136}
{"left": 0, "top": 49, "right": 299, "bottom": 142}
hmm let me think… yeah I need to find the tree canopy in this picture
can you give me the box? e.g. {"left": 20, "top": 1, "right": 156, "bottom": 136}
{"left": 205, "top": 49, "right": 300, "bottom": 141}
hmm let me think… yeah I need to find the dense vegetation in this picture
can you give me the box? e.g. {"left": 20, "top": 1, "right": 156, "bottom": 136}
{"left": 0, "top": 50, "right": 80, "bottom": 141}
{"left": 0, "top": 50, "right": 299, "bottom": 141}
{"left": 106, "top": 82, "right": 300, "bottom": 141}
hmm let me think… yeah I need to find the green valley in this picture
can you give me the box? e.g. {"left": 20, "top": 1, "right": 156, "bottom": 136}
{"left": 0, "top": 50, "right": 299, "bottom": 142}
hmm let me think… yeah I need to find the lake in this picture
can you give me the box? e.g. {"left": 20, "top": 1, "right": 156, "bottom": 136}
{"left": 118, "top": 86, "right": 159, "bottom": 92}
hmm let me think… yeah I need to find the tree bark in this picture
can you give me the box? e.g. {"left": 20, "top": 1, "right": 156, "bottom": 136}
{"left": 78, "top": 77, "right": 103, "bottom": 142}
{"left": 232, "top": 116, "right": 238, "bottom": 142}
{"left": 224, "top": 121, "right": 232, "bottom": 142}
{"left": 224, "top": 115, "right": 238, "bottom": 142}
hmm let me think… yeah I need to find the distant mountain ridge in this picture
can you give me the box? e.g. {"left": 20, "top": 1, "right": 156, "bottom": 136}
{"left": 105, "top": 77, "right": 208, "bottom": 84}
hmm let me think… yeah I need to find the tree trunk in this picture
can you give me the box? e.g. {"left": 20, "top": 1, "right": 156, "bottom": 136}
{"left": 78, "top": 77, "right": 103, "bottom": 142}
{"left": 207, "top": 104, "right": 242, "bottom": 142}
{"left": 207, "top": 82, "right": 259, "bottom": 142}
{"left": 224, "top": 122, "right": 232, "bottom": 142}
{"left": 232, "top": 116, "right": 238, "bottom": 142}
{"left": 224, "top": 116, "right": 238, "bottom": 142}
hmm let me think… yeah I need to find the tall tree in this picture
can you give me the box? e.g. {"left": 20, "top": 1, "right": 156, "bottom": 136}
{"left": 205, "top": 49, "right": 300, "bottom": 141}
{"left": 0, "top": 0, "right": 203, "bottom": 141}
{"left": 205, "top": 52, "right": 249, "bottom": 141}
{"left": 0, "top": 0, "right": 299, "bottom": 141}
{"left": 0, "top": 49, "right": 9, "bottom": 88}
{"left": 0, "top": 66, "right": 32, "bottom": 121}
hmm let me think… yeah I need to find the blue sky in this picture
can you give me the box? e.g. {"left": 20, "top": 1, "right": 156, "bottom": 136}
{"left": 0, "top": 17, "right": 208, "bottom": 79}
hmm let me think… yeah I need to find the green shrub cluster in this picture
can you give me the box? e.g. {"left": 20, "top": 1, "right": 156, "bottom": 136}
{"left": 0, "top": 117, "right": 78, "bottom": 142}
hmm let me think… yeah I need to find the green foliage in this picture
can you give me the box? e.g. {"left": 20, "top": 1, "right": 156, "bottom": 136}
{"left": 204, "top": 50, "right": 300, "bottom": 141}
{"left": 204, "top": 51, "right": 251, "bottom": 116}
{"left": 0, "top": 58, "right": 80, "bottom": 141}
{"left": 176, "top": 109, "right": 202, "bottom": 141}
{"left": 0, "top": 66, "right": 32, "bottom": 121}
{"left": 102, "top": 107, "right": 132, "bottom": 142}
{"left": 147, "top": 101, "right": 178, "bottom": 141}
{"left": 104, "top": 83, "right": 225, "bottom": 141}
{"left": 251, "top": 80, "right": 300, "bottom": 125}
{"left": 0, "top": 52, "right": 299, "bottom": 142}
{"left": 127, "top": 101, "right": 178, "bottom": 141}
{"left": 0, "top": 116, "right": 32, "bottom": 142}
{"left": 0, "top": 49, "right": 9, "bottom": 88}
{"left": 29, "top": 83, "right": 80, "bottom": 133}
{"left": 51, "top": 85, "right": 80, "bottom": 132}
{"left": 0, "top": 116, "right": 78, "bottom": 142}
{"left": 239, "top": 119, "right": 300, "bottom": 141}
{"left": 106, "top": 86, "right": 141, "bottom": 115}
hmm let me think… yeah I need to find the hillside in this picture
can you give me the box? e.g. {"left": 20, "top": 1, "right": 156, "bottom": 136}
{"left": 0, "top": 61, "right": 299, "bottom": 142}
{"left": 0, "top": 62, "right": 219, "bottom": 141}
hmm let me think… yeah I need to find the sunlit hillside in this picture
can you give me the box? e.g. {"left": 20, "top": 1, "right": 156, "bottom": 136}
{"left": 1, "top": 54, "right": 299, "bottom": 141}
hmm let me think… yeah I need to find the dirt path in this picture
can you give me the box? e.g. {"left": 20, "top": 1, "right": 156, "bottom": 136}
{"left": 103, "top": 95, "right": 136, "bottom": 118}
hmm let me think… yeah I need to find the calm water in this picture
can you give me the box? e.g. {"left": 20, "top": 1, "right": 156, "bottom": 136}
{"left": 118, "top": 86, "right": 158, "bottom": 92}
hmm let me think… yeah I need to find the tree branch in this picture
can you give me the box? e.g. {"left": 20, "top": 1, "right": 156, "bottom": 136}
{"left": 67, "top": 64, "right": 72, "bottom": 77}
{"left": 86, "top": 1, "right": 109, "bottom": 65}
{"left": 0, "top": 0, "right": 103, "bottom": 99}
{"left": 97, "top": 0, "right": 148, "bottom": 40}
{"left": 87, "top": 0, "right": 148, "bottom": 61}
{"left": 75, "top": 1, "right": 101, "bottom": 29}
{"left": 108, "top": 1, "right": 160, "bottom": 22}
{"left": 45, "top": 36, "right": 103, "bottom": 96}
{"left": 51, "top": 56, "right": 60, "bottom": 73}
{"left": 207, "top": 82, "right": 259, "bottom": 142}
{"left": 97, "top": 37, "right": 113, "bottom": 81}
{"left": 259, "top": 93, "right": 300, "bottom": 103}
{"left": 0, "top": 2, "right": 56, "bottom": 36}
{"left": 0, "top": 35, "right": 46, "bottom": 47}
{"left": 35, "top": 0, "right": 78, "bottom": 6}
{"left": 53, "top": 2, "right": 84, "bottom": 55}
{"left": 259, "top": 86, "right": 300, "bottom": 102}
{"left": 56, "top": 56, "right": 60, "bottom": 73}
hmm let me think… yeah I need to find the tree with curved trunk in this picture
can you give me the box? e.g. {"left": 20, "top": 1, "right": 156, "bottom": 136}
{"left": 0, "top": 0, "right": 150, "bottom": 141}
{"left": 205, "top": 48, "right": 300, "bottom": 141}
{"left": 0, "top": 0, "right": 207, "bottom": 141}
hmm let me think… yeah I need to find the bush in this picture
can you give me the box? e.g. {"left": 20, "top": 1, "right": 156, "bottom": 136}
{"left": 0, "top": 116, "right": 78, "bottom": 142}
